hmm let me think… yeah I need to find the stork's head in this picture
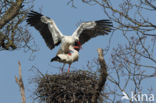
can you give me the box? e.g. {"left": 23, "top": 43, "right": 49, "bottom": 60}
{"left": 74, "top": 41, "right": 82, "bottom": 51}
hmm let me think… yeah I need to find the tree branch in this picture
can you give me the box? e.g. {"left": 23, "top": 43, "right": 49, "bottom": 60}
{"left": 97, "top": 48, "right": 108, "bottom": 91}
{"left": 92, "top": 48, "right": 108, "bottom": 103}
{"left": 145, "top": 0, "right": 156, "bottom": 10}
{"left": 15, "top": 61, "right": 26, "bottom": 103}
{"left": 0, "top": 32, "right": 5, "bottom": 46}
{"left": 0, "top": 0, "right": 24, "bottom": 29}
{"left": 0, "top": 32, "right": 17, "bottom": 50}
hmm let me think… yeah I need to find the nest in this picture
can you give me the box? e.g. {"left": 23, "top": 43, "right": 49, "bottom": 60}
{"left": 35, "top": 70, "right": 101, "bottom": 103}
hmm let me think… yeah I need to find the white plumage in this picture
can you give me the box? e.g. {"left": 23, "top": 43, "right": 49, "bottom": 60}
{"left": 26, "top": 11, "right": 113, "bottom": 72}
{"left": 51, "top": 41, "right": 81, "bottom": 72}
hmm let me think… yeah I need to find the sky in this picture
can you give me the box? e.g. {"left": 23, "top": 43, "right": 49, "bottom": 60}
{"left": 0, "top": 0, "right": 115, "bottom": 103}
{"left": 0, "top": 0, "right": 155, "bottom": 103}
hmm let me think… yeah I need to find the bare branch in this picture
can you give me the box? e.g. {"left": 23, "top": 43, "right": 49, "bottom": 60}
{"left": 145, "top": 0, "right": 156, "bottom": 10}
{"left": 15, "top": 61, "right": 26, "bottom": 103}
{"left": 0, "top": 0, "right": 36, "bottom": 51}
{"left": 92, "top": 48, "right": 108, "bottom": 103}
{"left": 97, "top": 48, "right": 107, "bottom": 91}
{"left": 0, "top": 0, "right": 24, "bottom": 29}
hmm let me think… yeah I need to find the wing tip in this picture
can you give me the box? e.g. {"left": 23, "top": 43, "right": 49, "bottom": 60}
{"left": 95, "top": 19, "right": 113, "bottom": 25}
{"left": 29, "top": 10, "right": 42, "bottom": 16}
{"left": 26, "top": 10, "right": 43, "bottom": 24}
{"left": 95, "top": 19, "right": 113, "bottom": 31}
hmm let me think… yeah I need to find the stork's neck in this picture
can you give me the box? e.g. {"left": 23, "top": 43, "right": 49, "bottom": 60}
{"left": 69, "top": 45, "right": 78, "bottom": 53}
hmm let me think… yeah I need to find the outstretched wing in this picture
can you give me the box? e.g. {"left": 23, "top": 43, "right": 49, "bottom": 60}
{"left": 72, "top": 20, "right": 113, "bottom": 45}
{"left": 26, "top": 11, "right": 63, "bottom": 49}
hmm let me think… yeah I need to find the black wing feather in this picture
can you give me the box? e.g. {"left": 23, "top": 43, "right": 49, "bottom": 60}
{"left": 26, "top": 11, "right": 60, "bottom": 49}
{"left": 79, "top": 20, "right": 113, "bottom": 45}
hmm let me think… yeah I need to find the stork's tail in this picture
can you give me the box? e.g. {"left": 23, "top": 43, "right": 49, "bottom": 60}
{"left": 51, "top": 56, "right": 60, "bottom": 62}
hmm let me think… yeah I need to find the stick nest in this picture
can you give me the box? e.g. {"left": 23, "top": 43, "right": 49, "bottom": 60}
{"left": 35, "top": 70, "right": 100, "bottom": 103}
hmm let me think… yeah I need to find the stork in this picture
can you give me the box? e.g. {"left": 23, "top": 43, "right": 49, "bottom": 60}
{"left": 51, "top": 44, "right": 80, "bottom": 72}
{"left": 26, "top": 11, "right": 113, "bottom": 72}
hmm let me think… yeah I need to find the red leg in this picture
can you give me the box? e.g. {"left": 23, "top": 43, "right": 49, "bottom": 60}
{"left": 61, "top": 63, "right": 65, "bottom": 73}
{"left": 67, "top": 64, "right": 71, "bottom": 72}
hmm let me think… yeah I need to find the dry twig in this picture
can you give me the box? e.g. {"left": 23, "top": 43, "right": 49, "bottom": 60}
{"left": 15, "top": 61, "right": 26, "bottom": 103}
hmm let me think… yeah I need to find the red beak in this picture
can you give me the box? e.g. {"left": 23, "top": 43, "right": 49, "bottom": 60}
{"left": 73, "top": 41, "right": 82, "bottom": 50}
{"left": 77, "top": 41, "right": 82, "bottom": 49}
{"left": 73, "top": 46, "right": 80, "bottom": 49}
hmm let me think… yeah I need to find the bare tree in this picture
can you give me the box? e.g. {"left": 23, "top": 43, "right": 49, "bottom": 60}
{"left": 67, "top": 0, "right": 156, "bottom": 102}
{"left": 0, "top": 0, "right": 36, "bottom": 51}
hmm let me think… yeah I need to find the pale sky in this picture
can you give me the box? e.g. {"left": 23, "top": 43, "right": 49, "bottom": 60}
{"left": 0, "top": 0, "right": 155, "bottom": 103}
{"left": 0, "top": 0, "right": 114, "bottom": 103}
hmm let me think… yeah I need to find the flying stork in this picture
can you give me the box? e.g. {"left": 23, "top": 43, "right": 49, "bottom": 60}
{"left": 26, "top": 11, "right": 113, "bottom": 72}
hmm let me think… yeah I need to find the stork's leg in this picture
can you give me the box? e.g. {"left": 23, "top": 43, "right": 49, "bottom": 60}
{"left": 67, "top": 64, "right": 71, "bottom": 72}
{"left": 61, "top": 63, "right": 65, "bottom": 73}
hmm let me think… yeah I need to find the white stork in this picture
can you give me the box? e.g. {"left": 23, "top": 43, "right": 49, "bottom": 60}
{"left": 26, "top": 11, "right": 113, "bottom": 71}
{"left": 51, "top": 44, "right": 80, "bottom": 72}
